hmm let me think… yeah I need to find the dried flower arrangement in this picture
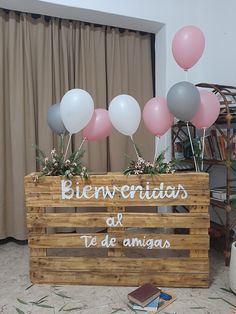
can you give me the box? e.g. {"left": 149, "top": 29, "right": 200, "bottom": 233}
{"left": 31, "top": 140, "right": 88, "bottom": 183}
{"left": 123, "top": 150, "right": 179, "bottom": 176}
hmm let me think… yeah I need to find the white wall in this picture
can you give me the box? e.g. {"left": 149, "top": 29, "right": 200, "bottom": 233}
{"left": 1, "top": 0, "right": 236, "bottom": 96}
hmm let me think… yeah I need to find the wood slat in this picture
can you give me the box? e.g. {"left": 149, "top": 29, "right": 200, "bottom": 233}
{"left": 25, "top": 172, "right": 210, "bottom": 287}
{"left": 25, "top": 196, "right": 209, "bottom": 207}
{"left": 29, "top": 207, "right": 46, "bottom": 257}
{"left": 27, "top": 212, "right": 210, "bottom": 229}
{"left": 25, "top": 172, "right": 209, "bottom": 207}
{"left": 30, "top": 270, "right": 209, "bottom": 287}
{"left": 26, "top": 205, "right": 209, "bottom": 213}
{"left": 28, "top": 233, "right": 209, "bottom": 250}
{"left": 107, "top": 206, "right": 125, "bottom": 257}
{"left": 31, "top": 248, "right": 47, "bottom": 257}
{"left": 25, "top": 172, "right": 209, "bottom": 187}
{"left": 190, "top": 229, "right": 209, "bottom": 258}
{"left": 30, "top": 256, "right": 209, "bottom": 273}
{"left": 188, "top": 205, "right": 209, "bottom": 213}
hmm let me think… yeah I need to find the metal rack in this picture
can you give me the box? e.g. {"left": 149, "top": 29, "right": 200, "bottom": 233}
{"left": 172, "top": 83, "right": 236, "bottom": 265}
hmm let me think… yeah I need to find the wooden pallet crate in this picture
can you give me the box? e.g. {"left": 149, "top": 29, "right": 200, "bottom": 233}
{"left": 25, "top": 172, "right": 210, "bottom": 287}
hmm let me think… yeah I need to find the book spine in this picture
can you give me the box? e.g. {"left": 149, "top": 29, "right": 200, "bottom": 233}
{"left": 211, "top": 191, "right": 226, "bottom": 200}
{"left": 219, "top": 135, "right": 226, "bottom": 160}
{"left": 211, "top": 129, "right": 221, "bottom": 160}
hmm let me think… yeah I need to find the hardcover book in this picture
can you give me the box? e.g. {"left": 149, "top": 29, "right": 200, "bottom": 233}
{"left": 129, "top": 297, "right": 161, "bottom": 311}
{"left": 211, "top": 186, "right": 236, "bottom": 201}
{"left": 127, "top": 283, "right": 161, "bottom": 307}
{"left": 129, "top": 291, "right": 177, "bottom": 313}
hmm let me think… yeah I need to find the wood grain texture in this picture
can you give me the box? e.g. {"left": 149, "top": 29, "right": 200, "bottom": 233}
{"left": 27, "top": 212, "right": 209, "bottom": 228}
{"left": 25, "top": 172, "right": 209, "bottom": 207}
{"left": 30, "top": 270, "right": 209, "bottom": 287}
{"left": 25, "top": 172, "right": 210, "bottom": 287}
{"left": 190, "top": 228, "right": 209, "bottom": 258}
{"left": 28, "top": 233, "right": 209, "bottom": 250}
{"left": 107, "top": 206, "right": 125, "bottom": 257}
{"left": 30, "top": 256, "right": 209, "bottom": 273}
{"left": 29, "top": 207, "right": 46, "bottom": 257}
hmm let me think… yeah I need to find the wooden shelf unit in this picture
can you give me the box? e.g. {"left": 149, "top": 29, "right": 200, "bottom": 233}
{"left": 172, "top": 83, "right": 236, "bottom": 265}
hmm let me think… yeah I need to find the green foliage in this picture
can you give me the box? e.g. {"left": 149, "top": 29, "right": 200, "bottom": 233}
{"left": 32, "top": 144, "right": 88, "bottom": 181}
{"left": 123, "top": 151, "right": 180, "bottom": 176}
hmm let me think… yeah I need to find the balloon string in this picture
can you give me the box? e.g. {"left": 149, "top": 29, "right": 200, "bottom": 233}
{"left": 201, "top": 128, "right": 206, "bottom": 171}
{"left": 153, "top": 136, "right": 160, "bottom": 164}
{"left": 64, "top": 133, "right": 72, "bottom": 160}
{"left": 185, "top": 70, "right": 188, "bottom": 81}
{"left": 60, "top": 133, "right": 64, "bottom": 155}
{"left": 78, "top": 137, "right": 86, "bottom": 151}
{"left": 130, "top": 136, "right": 140, "bottom": 159}
{"left": 74, "top": 137, "right": 87, "bottom": 160}
{"left": 186, "top": 122, "right": 198, "bottom": 172}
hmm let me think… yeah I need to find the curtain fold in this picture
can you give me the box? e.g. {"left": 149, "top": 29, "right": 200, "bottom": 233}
{"left": 106, "top": 28, "right": 154, "bottom": 171}
{"left": 0, "top": 9, "right": 154, "bottom": 240}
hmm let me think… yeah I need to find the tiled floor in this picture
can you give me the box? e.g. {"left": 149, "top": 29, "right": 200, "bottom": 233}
{"left": 0, "top": 242, "right": 235, "bottom": 314}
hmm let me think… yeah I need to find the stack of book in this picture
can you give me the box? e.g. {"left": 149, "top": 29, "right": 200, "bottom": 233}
{"left": 127, "top": 283, "right": 176, "bottom": 313}
{"left": 210, "top": 186, "right": 236, "bottom": 201}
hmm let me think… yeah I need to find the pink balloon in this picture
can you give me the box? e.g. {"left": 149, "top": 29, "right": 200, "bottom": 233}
{"left": 191, "top": 90, "right": 220, "bottom": 129}
{"left": 172, "top": 25, "right": 205, "bottom": 71}
{"left": 83, "top": 108, "right": 113, "bottom": 141}
{"left": 143, "top": 97, "right": 174, "bottom": 137}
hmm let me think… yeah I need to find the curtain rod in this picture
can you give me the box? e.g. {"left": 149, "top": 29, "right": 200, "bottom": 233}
{"left": 2, "top": 8, "right": 154, "bottom": 36}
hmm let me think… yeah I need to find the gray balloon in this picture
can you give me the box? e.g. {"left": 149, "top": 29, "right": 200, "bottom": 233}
{"left": 47, "top": 103, "right": 68, "bottom": 135}
{"left": 167, "top": 81, "right": 200, "bottom": 122}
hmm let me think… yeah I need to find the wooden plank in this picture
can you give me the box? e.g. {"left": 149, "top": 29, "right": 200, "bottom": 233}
{"left": 28, "top": 207, "right": 46, "bottom": 257}
{"left": 188, "top": 205, "right": 209, "bottom": 213}
{"left": 190, "top": 229, "right": 209, "bottom": 258}
{"left": 25, "top": 195, "right": 209, "bottom": 207}
{"left": 25, "top": 172, "right": 210, "bottom": 287}
{"left": 30, "top": 270, "right": 209, "bottom": 287}
{"left": 107, "top": 206, "right": 125, "bottom": 257}
{"left": 25, "top": 183, "right": 210, "bottom": 193}
{"left": 28, "top": 233, "right": 209, "bottom": 250}
{"left": 30, "top": 257, "right": 209, "bottom": 273}
{"left": 190, "top": 250, "right": 209, "bottom": 258}
{"left": 25, "top": 172, "right": 210, "bottom": 207}
{"left": 31, "top": 248, "right": 47, "bottom": 257}
{"left": 27, "top": 212, "right": 210, "bottom": 229}
{"left": 27, "top": 207, "right": 46, "bottom": 213}
{"left": 24, "top": 172, "right": 209, "bottom": 187}
{"left": 25, "top": 186, "right": 209, "bottom": 195}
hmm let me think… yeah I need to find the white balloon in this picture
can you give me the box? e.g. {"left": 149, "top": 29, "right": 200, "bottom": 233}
{"left": 108, "top": 95, "right": 141, "bottom": 136}
{"left": 60, "top": 89, "right": 94, "bottom": 134}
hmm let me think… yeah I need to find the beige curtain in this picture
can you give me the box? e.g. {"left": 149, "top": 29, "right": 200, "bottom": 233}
{"left": 0, "top": 10, "right": 154, "bottom": 240}
{"left": 106, "top": 28, "right": 154, "bottom": 170}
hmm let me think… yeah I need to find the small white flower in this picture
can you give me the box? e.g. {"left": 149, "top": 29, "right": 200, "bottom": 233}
{"left": 65, "top": 159, "right": 70, "bottom": 166}
{"left": 31, "top": 173, "right": 39, "bottom": 183}
{"left": 51, "top": 148, "right": 56, "bottom": 155}
{"left": 138, "top": 157, "right": 145, "bottom": 163}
